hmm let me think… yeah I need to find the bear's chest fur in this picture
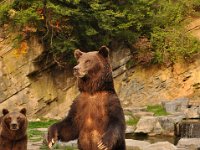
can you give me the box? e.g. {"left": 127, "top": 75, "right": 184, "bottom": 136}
{"left": 75, "top": 92, "right": 109, "bottom": 132}
{"left": 0, "top": 134, "right": 27, "bottom": 150}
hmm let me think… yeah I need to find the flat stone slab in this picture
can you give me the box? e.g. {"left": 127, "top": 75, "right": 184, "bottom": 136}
{"left": 125, "top": 139, "right": 150, "bottom": 150}
{"left": 177, "top": 138, "right": 200, "bottom": 150}
{"left": 135, "top": 116, "right": 162, "bottom": 135}
{"left": 143, "top": 141, "right": 177, "bottom": 150}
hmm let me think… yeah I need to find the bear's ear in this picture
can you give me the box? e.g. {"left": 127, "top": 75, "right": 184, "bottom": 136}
{"left": 2, "top": 109, "right": 9, "bottom": 116}
{"left": 20, "top": 108, "right": 26, "bottom": 116}
{"left": 74, "top": 49, "right": 83, "bottom": 60}
{"left": 98, "top": 46, "right": 109, "bottom": 58}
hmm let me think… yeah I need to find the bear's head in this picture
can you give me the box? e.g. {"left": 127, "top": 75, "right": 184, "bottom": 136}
{"left": 73, "top": 46, "right": 114, "bottom": 93}
{"left": 1, "top": 108, "right": 27, "bottom": 132}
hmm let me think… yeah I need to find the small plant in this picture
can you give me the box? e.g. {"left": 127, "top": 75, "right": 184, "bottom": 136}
{"left": 147, "top": 105, "right": 168, "bottom": 116}
{"left": 126, "top": 117, "right": 139, "bottom": 126}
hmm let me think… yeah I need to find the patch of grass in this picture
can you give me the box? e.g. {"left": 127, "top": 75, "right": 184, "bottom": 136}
{"left": 126, "top": 118, "right": 139, "bottom": 126}
{"left": 40, "top": 144, "right": 76, "bottom": 150}
{"left": 28, "top": 129, "right": 43, "bottom": 137}
{"left": 28, "top": 120, "right": 58, "bottom": 129}
{"left": 147, "top": 105, "right": 168, "bottom": 116}
{"left": 28, "top": 120, "right": 58, "bottom": 143}
{"left": 28, "top": 129, "right": 43, "bottom": 142}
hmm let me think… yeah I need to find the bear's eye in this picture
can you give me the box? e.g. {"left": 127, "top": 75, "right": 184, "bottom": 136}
{"left": 17, "top": 117, "right": 21, "bottom": 121}
{"left": 85, "top": 60, "right": 90, "bottom": 64}
{"left": 6, "top": 117, "right": 11, "bottom": 122}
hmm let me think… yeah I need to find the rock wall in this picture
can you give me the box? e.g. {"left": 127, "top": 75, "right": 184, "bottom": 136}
{"left": 0, "top": 28, "right": 200, "bottom": 119}
{"left": 116, "top": 58, "right": 200, "bottom": 107}
{"left": 0, "top": 30, "right": 79, "bottom": 119}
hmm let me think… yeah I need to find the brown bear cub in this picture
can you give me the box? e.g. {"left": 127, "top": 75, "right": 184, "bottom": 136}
{"left": 47, "top": 46, "right": 126, "bottom": 150}
{"left": 0, "top": 108, "right": 28, "bottom": 150}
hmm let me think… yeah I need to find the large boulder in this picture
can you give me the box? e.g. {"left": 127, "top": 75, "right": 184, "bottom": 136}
{"left": 162, "top": 97, "right": 189, "bottom": 114}
{"left": 134, "top": 116, "right": 162, "bottom": 135}
{"left": 177, "top": 138, "right": 200, "bottom": 150}
{"left": 158, "top": 114, "right": 185, "bottom": 136}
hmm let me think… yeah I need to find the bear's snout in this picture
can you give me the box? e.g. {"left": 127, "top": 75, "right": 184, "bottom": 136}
{"left": 73, "top": 66, "right": 79, "bottom": 77}
{"left": 10, "top": 122, "right": 19, "bottom": 130}
{"left": 73, "top": 65, "right": 88, "bottom": 78}
{"left": 73, "top": 66, "right": 79, "bottom": 72}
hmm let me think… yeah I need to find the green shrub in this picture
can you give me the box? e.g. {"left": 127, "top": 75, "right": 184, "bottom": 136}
{"left": 151, "top": 26, "right": 200, "bottom": 64}
{"left": 0, "top": 0, "right": 200, "bottom": 64}
{"left": 147, "top": 105, "right": 168, "bottom": 116}
{"left": 0, "top": 2, "right": 12, "bottom": 25}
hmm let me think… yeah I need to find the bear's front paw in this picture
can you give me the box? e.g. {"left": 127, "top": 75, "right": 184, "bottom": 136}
{"left": 48, "top": 138, "right": 56, "bottom": 149}
{"left": 46, "top": 125, "right": 58, "bottom": 149}
{"left": 98, "top": 131, "right": 117, "bottom": 150}
{"left": 97, "top": 140, "right": 108, "bottom": 150}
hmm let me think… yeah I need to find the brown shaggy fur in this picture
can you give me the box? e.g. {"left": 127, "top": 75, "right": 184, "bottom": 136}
{"left": 47, "top": 46, "right": 126, "bottom": 150}
{"left": 0, "top": 108, "right": 28, "bottom": 150}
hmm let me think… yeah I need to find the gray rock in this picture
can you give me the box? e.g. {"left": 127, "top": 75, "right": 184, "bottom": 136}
{"left": 143, "top": 141, "right": 177, "bottom": 150}
{"left": 125, "top": 139, "right": 150, "bottom": 150}
{"left": 135, "top": 116, "right": 162, "bottom": 135}
{"left": 158, "top": 114, "right": 185, "bottom": 136}
{"left": 184, "top": 107, "right": 199, "bottom": 119}
{"left": 177, "top": 138, "right": 200, "bottom": 150}
{"left": 126, "top": 126, "right": 136, "bottom": 134}
{"left": 162, "top": 97, "right": 189, "bottom": 114}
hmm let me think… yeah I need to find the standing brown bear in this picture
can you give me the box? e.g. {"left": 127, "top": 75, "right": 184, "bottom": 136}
{"left": 47, "top": 46, "right": 126, "bottom": 150}
{"left": 0, "top": 108, "right": 28, "bottom": 150}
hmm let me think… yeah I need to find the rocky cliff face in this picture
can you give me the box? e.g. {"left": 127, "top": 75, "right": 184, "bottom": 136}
{"left": 0, "top": 28, "right": 79, "bottom": 119}
{"left": 0, "top": 27, "right": 200, "bottom": 119}
{"left": 116, "top": 58, "right": 200, "bottom": 107}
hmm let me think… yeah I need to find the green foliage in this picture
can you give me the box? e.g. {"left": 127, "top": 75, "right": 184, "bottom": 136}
{"left": 28, "top": 120, "right": 58, "bottom": 129}
{"left": 151, "top": 26, "right": 200, "bottom": 63}
{"left": 28, "top": 120, "right": 58, "bottom": 142}
{"left": 126, "top": 117, "right": 139, "bottom": 126}
{"left": 147, "top": 105, "right": 168, "bottom": 116}
{"left": 0, "top": 2, "right": 12, "bottom": 25}
{"left": 0, "top": 0, "right": 200, "bottom": 64}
